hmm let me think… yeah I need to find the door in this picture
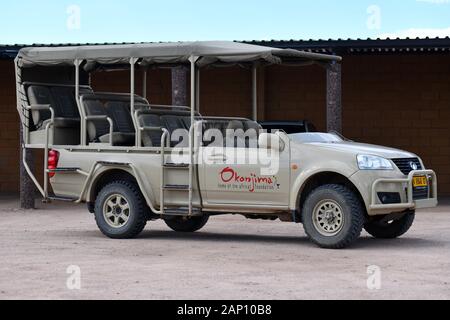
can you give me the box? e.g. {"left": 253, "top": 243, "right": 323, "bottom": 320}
{"left": 198, "top": 134, "right": 291, "bottom": 207}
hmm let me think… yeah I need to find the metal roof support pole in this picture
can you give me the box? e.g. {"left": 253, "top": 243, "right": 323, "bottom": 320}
{"left": 75, "top": 59, "right": 80, "bottom": 102}
{"left": 130, "top": 58, "right": 138, "bottom": 146}
{"left": 142, "top": 69, "right": 148, "bottom": 100}
{"left": 188, "top": 56, "right": 198, "bottom": 216}
{"left": 326, "top": 61, "right": 342, "bottom": 133}
{"left": 252, "top": 64, "right": 258, "bottom": 121}
{"left": 195, "top": 68, "right": 200, "bottom": 113}
{"left": 74, "top": 59, "right": 85, "bottom": 145}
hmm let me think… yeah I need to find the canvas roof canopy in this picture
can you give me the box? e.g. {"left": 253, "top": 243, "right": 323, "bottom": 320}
{"left": 16, "top": 41, "right": 341, "bottom": 69}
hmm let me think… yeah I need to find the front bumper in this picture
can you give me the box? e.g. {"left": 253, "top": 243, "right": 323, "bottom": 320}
{"left": 369, "top": 169, "right": 438, "bottom": 212}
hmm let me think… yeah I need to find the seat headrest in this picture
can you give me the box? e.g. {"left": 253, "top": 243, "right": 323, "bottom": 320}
{"left": 27, "top": 86, "right": 53, "bottom": 128}
{"left": 227, "top": 120, "right": 245, "bottom": 131}
{"left": 27, "top": 86, "right": 52, "bottom": 104}
{"left": 245, "top": 120, "right": 262, "bottom": 131}
{"left": 84, "top": 99, "right": 104, "bottom": 115}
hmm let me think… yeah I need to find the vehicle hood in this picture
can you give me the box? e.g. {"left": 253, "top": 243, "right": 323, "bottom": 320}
{"left": 299, "top": 141, "right": 417, "bottom": 159}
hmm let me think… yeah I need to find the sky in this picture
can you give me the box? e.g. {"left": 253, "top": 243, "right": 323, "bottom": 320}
{"left": 1, "top": 0, "right": 450, "bottom": 45}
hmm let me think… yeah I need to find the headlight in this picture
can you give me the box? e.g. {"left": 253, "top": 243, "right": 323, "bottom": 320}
{"left": 357, "top": 155, "right": 393, "bottom": 170}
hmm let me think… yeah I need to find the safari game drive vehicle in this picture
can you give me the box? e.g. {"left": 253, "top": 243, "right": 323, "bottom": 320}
{"left": 15, "top": 42, "right": 438, "bottom": 249}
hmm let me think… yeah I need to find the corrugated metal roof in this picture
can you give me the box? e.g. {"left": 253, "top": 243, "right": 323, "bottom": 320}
{"left": 2, "top": 37, "right": 450, "bottom": 60}
{"left": 0, "top": 45, "right": 23, "bottom": 59}
{"left": 245, "top": 37, "right": 450, "bottom": 54}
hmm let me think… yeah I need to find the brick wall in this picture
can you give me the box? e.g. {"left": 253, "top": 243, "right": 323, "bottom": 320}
{"left": 341, "top": 55, "right": 450, "bottom": 196}
{"left": 91, "top": 69, "right": 172, "bottom": 105}
{"left": 0, "top": 60, "right": 20, "bottom": 193}
{"left": 264, "top": 64, "right": 327, "bottom": 130}
{"left": 1, "top": 54, "right": 449, "bottom": 195}
{"left": 199, "top": 66, "right": 253, "bottom": 118}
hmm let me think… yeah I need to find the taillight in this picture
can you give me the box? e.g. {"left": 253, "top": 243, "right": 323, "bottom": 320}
{"left": 48, "top": 150, "right": 60, "bottom": 178}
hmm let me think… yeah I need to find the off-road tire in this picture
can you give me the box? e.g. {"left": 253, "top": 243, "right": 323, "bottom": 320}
{"left": 302, "top": 184, "right": 366, "bottom": 249}
{"left": 164, "top": 215, "right": 209, "bottom": 233}
{"left": 364, "top": 211, "right": 415, "bottom": 239}
{"left": 94, "top": 181, "right": 148, "bottom": 239}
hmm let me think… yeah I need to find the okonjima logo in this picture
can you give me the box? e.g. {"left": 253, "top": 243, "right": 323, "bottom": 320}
{"left": 219, "top": 167, "right": 280, "bottom": 193}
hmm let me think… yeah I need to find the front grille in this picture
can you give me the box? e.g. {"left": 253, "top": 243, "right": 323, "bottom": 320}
{"left": 392, "top": 158, "right": 422, "bottom": 175}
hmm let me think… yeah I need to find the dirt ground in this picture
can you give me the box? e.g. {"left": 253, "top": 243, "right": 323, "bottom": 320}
{"left": 0, "top": 195, "right": 449, "bottom": 300}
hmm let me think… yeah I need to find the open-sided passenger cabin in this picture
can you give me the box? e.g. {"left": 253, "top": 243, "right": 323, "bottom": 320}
{"left": 19, "top": 64, "right": 263, "bottom": 149}
{"left": 20, "top": 69, "right": 201, "bottom": 148}
{"left": 16, "top": 42, "right": 339, "bottom": 152}
{"left": 23, "top": 81, "right": 264, "bottom": 150}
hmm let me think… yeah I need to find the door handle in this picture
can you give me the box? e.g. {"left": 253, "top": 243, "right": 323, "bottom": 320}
{"left": 208, "top": 154, "right": 227, "bottom": 162}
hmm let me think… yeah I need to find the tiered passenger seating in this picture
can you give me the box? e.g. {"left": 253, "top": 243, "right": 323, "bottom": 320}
{"left": 25, "top": 84, "right": 262, "bottom": 148}
{"left": 81, "top": 94, "right": 148, "bottom": 146}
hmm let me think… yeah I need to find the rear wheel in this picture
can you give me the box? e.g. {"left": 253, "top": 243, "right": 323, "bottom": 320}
{"left": 94, "top": 181, "right": 148, "bottom": 239}
{"left": 164, "top": 215, "right": 209, "bottom": 233}
{"left": 302, "top": 184, "right": 365, "bottom": 249}
{"left": 364, "top": 211, "right": 415, "bottom": 239}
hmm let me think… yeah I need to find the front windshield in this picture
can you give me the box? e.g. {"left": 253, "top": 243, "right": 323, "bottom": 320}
{"left": 289, "top": 132, "right": 344, "bottom": 144}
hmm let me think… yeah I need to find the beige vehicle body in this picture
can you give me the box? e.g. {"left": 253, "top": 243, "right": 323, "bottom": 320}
{"left": 49, "top": 130, "right": 438, "bottom": 220}
{"left": 14, "top": 42, "right": 438, "bottom": 247}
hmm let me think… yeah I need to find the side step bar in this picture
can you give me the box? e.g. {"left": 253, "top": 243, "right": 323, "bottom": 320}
{"left": 163, "top": 207, "right": 203, "bottom": 217}
{"left": 47, "top": 168, "right": 80, "bottom": 173}
{"left": 46, "top": 195, "right": 78, "bottom": 202}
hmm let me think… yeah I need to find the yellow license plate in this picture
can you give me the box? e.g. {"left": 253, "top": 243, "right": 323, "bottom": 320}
{"left": 413, "top": 176, "right": 428, "bottom": 187}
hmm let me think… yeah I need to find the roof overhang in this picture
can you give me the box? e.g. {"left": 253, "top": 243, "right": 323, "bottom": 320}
{"left": 15, "top": 41, "right": 341, "bottom": 69}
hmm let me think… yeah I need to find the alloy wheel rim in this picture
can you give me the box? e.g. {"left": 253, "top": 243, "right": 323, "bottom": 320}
{"left": 312, "top": 199, "right": 344, "bottom": 237}
{"left": 103, "top": 194, "right": 131, "bottom": 228}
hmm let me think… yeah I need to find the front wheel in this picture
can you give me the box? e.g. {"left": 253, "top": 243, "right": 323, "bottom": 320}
{"left": 94, "top": 181, "right": 148, "bottom": 239}
{"left": 164, "top": 215, "right": 209, "bottom": 233}
{"left": 302, "top": 184, "right": 366, "bottom": 249}
{"left": 364, "top": 211, "right": 415, "bottom": 239}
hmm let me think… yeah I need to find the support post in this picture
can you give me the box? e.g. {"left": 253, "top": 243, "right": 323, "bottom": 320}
{"left": 16, "top": 57, "right": 35, "bottom": 209}
{"left": 74, "top": 60, "right": 85, "bottom": 146}
{"left": 142, "top": 69, "right": 147, "bottom": 99}
{"left": 75, "top": 59, "right": 80, "bottom": 101}
{"left": 130, "top": 58, "right": 138, "bottom": 146}
{"left": 188, "top": 57, "right": 198, "bottom": 216}
{"left": 171, "top": 66, "right": 188, "bottom": 106}
{"left": 20, "top": 125, "right": 35, "bottom": 209}
{"left": 195, "top": 68, "right": 200, "bottom": 112}
{"left": 252, "top": 65, "right": 258, "bottom": 121}
{"left": 130, "top": 58, "right": 135, "bottom": 114}
{"left": 326, "top": 61, "right": 342, "bottom": 133}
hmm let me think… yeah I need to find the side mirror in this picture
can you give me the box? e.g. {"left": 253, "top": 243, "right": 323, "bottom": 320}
{"left": 258, "top": 133, "right": 285, "bottom": 152}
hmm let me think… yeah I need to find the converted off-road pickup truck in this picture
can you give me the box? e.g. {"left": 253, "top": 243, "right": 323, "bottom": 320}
{"left": 15, "top": 42, "right": 438, "bottom": 249}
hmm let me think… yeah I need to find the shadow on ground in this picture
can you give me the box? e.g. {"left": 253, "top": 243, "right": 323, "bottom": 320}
{"left": 75, "top": 228, "right": 445, "bottom": 250}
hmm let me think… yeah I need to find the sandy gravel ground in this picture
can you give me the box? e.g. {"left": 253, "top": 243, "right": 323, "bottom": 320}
{"left": 0, "top": 196, "right": 449, "bottom": 300}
